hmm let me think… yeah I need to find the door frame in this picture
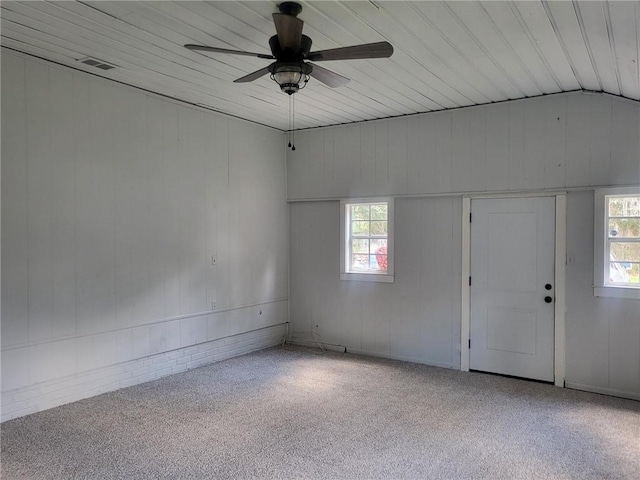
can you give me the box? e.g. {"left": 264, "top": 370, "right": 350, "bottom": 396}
{"left": 461, "top": 193, "right": 566, "bottom": 387}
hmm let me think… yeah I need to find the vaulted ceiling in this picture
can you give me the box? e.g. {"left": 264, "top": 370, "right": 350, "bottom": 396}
{"left": 2, "top": 1, "right": 639, "bottom": 130}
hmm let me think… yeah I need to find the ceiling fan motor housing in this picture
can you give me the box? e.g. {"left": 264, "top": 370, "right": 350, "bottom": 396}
{"left": 269, "top": 35, "right": 312, "bottom": 61}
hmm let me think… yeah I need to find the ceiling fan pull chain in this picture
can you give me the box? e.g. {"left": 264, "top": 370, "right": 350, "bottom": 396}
{"left": 288, "top": 95, "right": 292, "bottom": 148}
{"left": 292, "top": 95, "right": 296, "bottom": 151}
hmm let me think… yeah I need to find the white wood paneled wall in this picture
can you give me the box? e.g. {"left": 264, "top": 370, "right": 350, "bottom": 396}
{"left": 565, "top": 192, "right": 640, "bottom": 400}
{"left": 288, "top": 92, "right": 639, "bottom": 200}
{"left": 1, "top": 51, "right": 289, "bottom": 416}
{"left": 290, "top": 197, "right": 462, "bottom": 368}
{"left": 288, "top": 94, "right": 640, "bottom": 399}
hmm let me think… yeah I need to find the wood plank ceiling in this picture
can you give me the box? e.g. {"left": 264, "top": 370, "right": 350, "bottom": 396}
{"left": 2, "top": 1, "right": 639, "bottom": 131}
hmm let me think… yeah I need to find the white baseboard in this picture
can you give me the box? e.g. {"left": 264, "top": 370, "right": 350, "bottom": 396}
{"left": 284, "top": 339, "right": 459, "bottom": 369}
{"left": 565, "top": 382, "right": 640, "bottom": 401}
{"left": 346, "top": 347, "right": 458, "bottom": 370}
{"left": 285, "top": 338, "right": 458, "bottom": 370}
{"left": 286, "top": 337, "right": 347, "bottom": 353}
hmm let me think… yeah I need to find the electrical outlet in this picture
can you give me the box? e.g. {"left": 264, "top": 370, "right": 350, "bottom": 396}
{"left": 212, "top": 301, "right": 216, "bottom": 310}
{"left": 211, "top": 255, "right": 217, "bottom": 265}
{"left": 566, "top": 254, "right": 575, "bottom": 266}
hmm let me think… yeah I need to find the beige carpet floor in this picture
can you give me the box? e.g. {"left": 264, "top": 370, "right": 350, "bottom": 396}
{"left": 2, "top": 345, "right": 639, "bottom": 479}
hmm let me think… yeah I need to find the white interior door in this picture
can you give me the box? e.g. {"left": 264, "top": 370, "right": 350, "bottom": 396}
{"left": 470, "top": 197, "right": 555, "bottom": 382}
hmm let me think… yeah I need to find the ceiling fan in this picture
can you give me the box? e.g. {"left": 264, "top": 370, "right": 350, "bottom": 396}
{"left": 185, "top": 1, "right": 394, "bottom": 95}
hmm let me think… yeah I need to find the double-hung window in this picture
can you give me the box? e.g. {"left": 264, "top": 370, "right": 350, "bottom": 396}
{"left": 594, "top": 187, "right": 640, "bottom": 299}
{"left": 340, "top": 199, "right": 394, "bottom": 282}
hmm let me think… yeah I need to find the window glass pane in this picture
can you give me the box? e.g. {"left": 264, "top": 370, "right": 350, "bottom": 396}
{"left": 352, "top": 239, "right": 369, "bottom": 254}
{"left": 351, "top": 205, "right": 370, "bottom": 220}
{"left": 608, "top": 218, "right": 640, "bottom": 239}
{"left": 374, "top": 254, "right": 387, "bottom": 272}
{"left": 351, "top": 254, "right": 369, "bottom": 271}
{"left": 609, "top": 262, "right": 629, "bottom": 283}
{"left": 370, "top": 239, "right": 387, "bottom": 253}
{"left": 370, "top": 221, "right": 387, "bottom": 236}
{"left": 352, "top": 221, "right": 369, "bottom": 236}
{"left": 628, "top": 264, "right": 640, "bottom": 284}
{"left": 371, "top": 204, "right": 387, "bottom": 220}
{"left": 608, "top": 196, "right": 640, "bottom": 217}
{"left": 610, "top": 242, "right": 640, "bottom": 262}
{"left": 609, "top": 262, "right": 639, "bottom": 284}
{"left": 368, "top": 255, "right": 381, "bottom": 271}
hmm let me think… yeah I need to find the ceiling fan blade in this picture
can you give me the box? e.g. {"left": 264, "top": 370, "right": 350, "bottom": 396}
{"left": 233, "top": 66, "right": 272, "bottom": 83}
{"left": 272, "top": 13, "right": 303, "bottom": 50}
{"left": 309, "top": 64, "right": 350, "bottom": 88}
{"left": 307, "top": 41, "right": 393, "bottom": 62}
{"left": 185, "top": 44, "right": 274, "bottom": 60}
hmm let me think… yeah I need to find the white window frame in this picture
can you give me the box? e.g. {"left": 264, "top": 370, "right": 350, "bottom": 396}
{"left": 340, "top": 198, "right": 394, "bottom": 283}
{"left": 594, "top": 186, "right": 640, "bottom": 299}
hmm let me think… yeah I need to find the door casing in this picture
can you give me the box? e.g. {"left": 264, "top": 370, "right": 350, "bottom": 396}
{"left": 461, "top": 193, "right": 566, "bottom": 387}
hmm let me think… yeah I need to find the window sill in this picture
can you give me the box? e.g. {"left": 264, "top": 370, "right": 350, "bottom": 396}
{"left": 340, "top": 273, "right": 395, "bottom": 283}
{"left": 594, "top": 286, "right": 640, "bottom": 300}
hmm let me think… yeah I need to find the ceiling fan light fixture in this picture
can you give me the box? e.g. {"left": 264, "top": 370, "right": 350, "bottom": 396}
{"left": 270, "top": 62, "right": 312, "bottom": 95}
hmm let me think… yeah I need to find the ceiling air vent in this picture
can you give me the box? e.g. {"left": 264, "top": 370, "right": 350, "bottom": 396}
{"left": 77, "top": 57, "right": 116, "bottom": 71}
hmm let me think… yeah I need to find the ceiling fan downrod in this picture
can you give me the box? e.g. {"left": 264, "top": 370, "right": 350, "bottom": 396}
{"left": 277, "top": 2, "right": 303, "bottom": 17}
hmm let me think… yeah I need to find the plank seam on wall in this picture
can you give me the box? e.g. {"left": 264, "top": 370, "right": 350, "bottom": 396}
{"left": 1, "top": 299, "right": 289, "bottom": 352}
{"left": 286, "top": 184, "right": 640, "bottom": 203}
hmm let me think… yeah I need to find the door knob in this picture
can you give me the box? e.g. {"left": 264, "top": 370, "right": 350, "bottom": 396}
{"left": 544, "top": 296, "right": 553, "bottom": 303}
{"left": 545, "top": 284, "right": 552, "bottom": 290}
